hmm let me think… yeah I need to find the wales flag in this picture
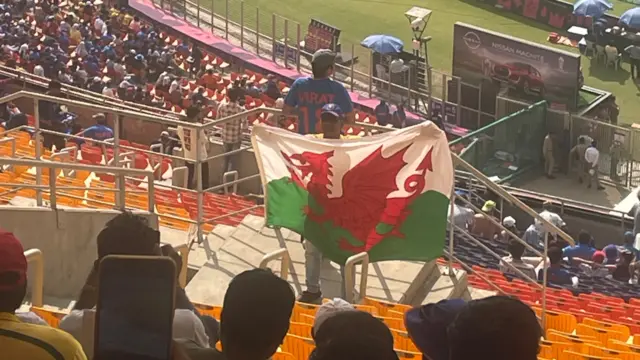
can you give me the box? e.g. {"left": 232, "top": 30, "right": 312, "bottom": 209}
{"left": 251, "top": 122, "right": 454, "bottom": 265}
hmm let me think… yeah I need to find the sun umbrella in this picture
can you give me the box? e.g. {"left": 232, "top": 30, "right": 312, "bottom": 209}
{"left": 573, "top": 0, "right": 613, "bottom": 18}
{"left": 361, "top": 35, "right": 404, "bottom": 54}
{"left": 620, "top": 7, "right": 640, "bottom": 28}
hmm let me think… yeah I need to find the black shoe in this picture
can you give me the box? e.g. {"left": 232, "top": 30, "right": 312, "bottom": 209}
{"left": 597, "top": 186, "right": 605, "bottom": 190}
{"left": 547, "top": 175, "right": 556, "bottom": 179}
{"left": 297, "top": 291, "right": 323, "bottom": 304}
{"left": 578, "top": 177, "right": 583, "bottom": 184}
{"left": 587, "top": 184, "right": 592, "bottom": 189}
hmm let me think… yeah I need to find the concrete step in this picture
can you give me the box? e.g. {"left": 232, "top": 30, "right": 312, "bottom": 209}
{"left": 185, "top": 214, "right": 458, "bottom": 307}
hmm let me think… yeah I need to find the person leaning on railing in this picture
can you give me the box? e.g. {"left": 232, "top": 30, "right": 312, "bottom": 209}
{"left": 177, "top": 105, "right": 210, "bottom": 190}
{"left": 38, "top": 80, "right": 67, "bottom": 151}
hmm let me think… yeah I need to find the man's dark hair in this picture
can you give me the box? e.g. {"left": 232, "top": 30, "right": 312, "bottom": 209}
{"left": 221, "top": 269, "right": 294, "bottom": 360}
{"left": 577, "top": 230, "right": 591, "bottom": 245}
{"left": 592, "top": 140, "right": 598, "bottom": 147}
{"left": 96, "top": 211, "right": 159, "bottom": 259}
{"left": 548, "top": 246, "right": 563, "bottom": 265}
{"left": 0, "top": 274, "right": 26, "bottom": 313}
{"left": 312, "top": 311, "right": 398, "bottom": 360}
{"left": 312, "top": 63, "right": 331, "bottom": 79}
{"left": 508, "top": 238, "right": 525, "bottom": 259}
{"left": 228, "top": 87, "right": 241, "bottom": 103}
{"left": 578, "top": 137, "right": 585, "bottom": 144}
{"left": 448, "top": 296, "right": 541, "bottom": 360}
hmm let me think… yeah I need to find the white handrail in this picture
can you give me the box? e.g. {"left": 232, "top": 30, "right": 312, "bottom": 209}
{"left": 24, "top": 249, "right": 44, "bottom": 307}
{"left": 172, "top": 244, "right": 189, "bottom": 288}
{"left": 344, "top": 252, "right": 369, "bottom": 303}
{"left": 258, "top": 248, "right": 291, "bottom": 281}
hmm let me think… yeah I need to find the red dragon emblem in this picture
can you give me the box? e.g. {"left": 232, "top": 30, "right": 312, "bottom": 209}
{"left": 281, "top": 145, "right": 434, "bottom": 253}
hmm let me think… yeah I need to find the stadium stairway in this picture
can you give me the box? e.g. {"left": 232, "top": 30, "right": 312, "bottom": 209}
{"left": 182, "top": 213, "right": 481, "bottom": 306}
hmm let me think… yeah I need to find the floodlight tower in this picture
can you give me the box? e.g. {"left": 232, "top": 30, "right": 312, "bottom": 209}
{"left": 404, "top": 7, "right": 432, "bottom": 109}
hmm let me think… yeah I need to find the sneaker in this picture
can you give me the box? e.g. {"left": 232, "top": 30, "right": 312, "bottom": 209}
{"left": 297, "top": 291, "right": 323, "bottom": 304}
{"left": 597, "top": 186, "right": 605, "bottom": 190}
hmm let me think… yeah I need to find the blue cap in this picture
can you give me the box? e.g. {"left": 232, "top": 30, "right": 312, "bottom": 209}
{"left": 321, "top": 103, "right": 343, "bottom": 118}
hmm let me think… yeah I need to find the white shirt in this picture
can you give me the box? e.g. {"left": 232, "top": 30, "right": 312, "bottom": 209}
{"left": 585, "top": 146, "right": 599, "bottom": 167}
{"left": 94, "top": 17, "right": 104, "bottom": 31}
{"left": 448, "top": 204, "right": 474, "bottom": 229}
{"left": 534, "top": 210, "right": 565, "bottom": 234}
{"left": 177, "top": 125, "right": 208, "bottom": 161}
{"left": 102, "top": 87, "right": 116, "bottom": 97}
{"left": 59, "top": 309, "right": 209, "bottom": 358}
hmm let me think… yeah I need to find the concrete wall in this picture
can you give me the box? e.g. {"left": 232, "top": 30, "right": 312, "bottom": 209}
{"left": 0, "top": 206, "right": 158, "bottom": 300}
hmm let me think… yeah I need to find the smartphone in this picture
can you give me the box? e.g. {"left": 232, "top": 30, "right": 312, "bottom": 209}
{"left": 94, "top": 255, "right": 177, "bottom": 360}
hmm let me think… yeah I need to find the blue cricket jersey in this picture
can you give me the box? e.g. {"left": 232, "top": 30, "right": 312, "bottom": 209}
{"left": 284, "top": 77, "right": 353, "bottom": 135}
{"left": 84, "top": 125, "right": 114, "bottom": 141}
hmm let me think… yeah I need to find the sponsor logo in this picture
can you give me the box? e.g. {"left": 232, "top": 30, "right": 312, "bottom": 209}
{"left": 462, "top": 32, "right": 481, "bottom": 50}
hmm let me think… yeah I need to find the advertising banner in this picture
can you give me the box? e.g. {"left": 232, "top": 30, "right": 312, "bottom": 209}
{"left": 452, "top": 22, "right": 581, "bottom": 111}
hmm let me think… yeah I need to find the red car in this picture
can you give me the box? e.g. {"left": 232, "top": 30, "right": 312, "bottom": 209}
{"left": 483, "top": 60, "right": 545, "bottom": 96}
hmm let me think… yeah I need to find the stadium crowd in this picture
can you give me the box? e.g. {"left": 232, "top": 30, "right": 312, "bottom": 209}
{"left": 0, "top": 214, "right": 542, "bottom": 360}
{"left": 451, "top": 195, "right": 640, "bottom": 289}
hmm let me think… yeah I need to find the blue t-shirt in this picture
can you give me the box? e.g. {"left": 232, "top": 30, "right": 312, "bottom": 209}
{"left": 562, "top": 244, "right": 596, "bottom": 263}
{"left": 284, "top": 77, "right": 353, "bottom": 135}
{"left": 538, "top": 266, "right": 573, "bottom": 285}
{"left": 84, "top": 125, "right": 114, "bottom": 141}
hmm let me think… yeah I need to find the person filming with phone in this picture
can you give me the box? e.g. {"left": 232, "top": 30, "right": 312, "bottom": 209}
{"left": 59, "top": 212, "right": 217, "bottom": 358}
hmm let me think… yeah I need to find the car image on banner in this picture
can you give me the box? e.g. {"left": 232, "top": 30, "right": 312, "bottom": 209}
{"left": 453, "top": 22, "right": 580, "bottom": 111}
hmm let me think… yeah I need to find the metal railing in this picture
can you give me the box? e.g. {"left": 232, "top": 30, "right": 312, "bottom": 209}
{"left": 344, "top": 252, "right": 370, "bottom": 303}
{"left": 24, "top": 249, "right": 44, "bottom": 307}
{"left": 258, "top": 248, "right": 291, "bottom": 281}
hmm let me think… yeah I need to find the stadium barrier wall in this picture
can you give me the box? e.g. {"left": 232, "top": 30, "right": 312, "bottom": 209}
{"left": 0, "top": 206, "right": 158, "bottom": 299}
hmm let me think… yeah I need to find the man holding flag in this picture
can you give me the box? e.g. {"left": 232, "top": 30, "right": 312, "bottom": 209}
{"left": 281, "top": 48, "right": 355, "bottom": 303}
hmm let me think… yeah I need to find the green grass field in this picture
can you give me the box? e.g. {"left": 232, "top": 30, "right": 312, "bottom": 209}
{"left": 214, "top": 0, "right": 640, "bottom": 123}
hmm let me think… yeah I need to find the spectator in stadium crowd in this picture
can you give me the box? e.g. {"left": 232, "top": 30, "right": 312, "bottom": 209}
{"left": 622, "top": 231, "right": 639, "bottom": 260}
{"left": 77, "top": 113, "right": 114, "bottom": 143}
{"left": 39, "top": 80, "right": 66, "bottom": 151}
{"left": 217, "top": 86, "right": 247, "bottom": 177}
{"left": 180, "top": 268, "right": 295, "bottom": 360}
{"left": 603, "top": 244, "right": 620, "bottom": 265}
{"left": 563, "top": 230, "right": 596, "bottom": 264}
{"left": 498, "top": 216, "right": 519, "bottom": 243}
{"left": 391, "top": 101, "right": 406, "bottom": 129}
{"left": 577, "top": 250, "right": 612, "bottom": 278}
{"left": 405, "top": 298, "right": 467, "bottom": 360}
{"left": 633, "top": 192, "right": 640, "bottom": 237}
{"left": 375, "top": 99, "right": 390, "bottom": 126}
{"left": 60, "top": 212, "right": 217, "bottom": 355}
{"left": 311, "top": 311, "right": 398, "bottom": 360}
{"left": 264, "top": 74, "right": 282, "bottom": 101}
{"left": 585, "top": 140, "right": 604, "bottom": 190}
{"left": 283, "top": 49, "right": 355, "bottom": 136}
{"left": 470, "top": 200, "right": 500, "bottom": 239}
{"left": 282, "top": 50, "right": 354, "bottom": 303}
{"left": 152, "top": 131, "right": 181, "bottom": 156}
{"left": 524, "top": 201, "right": 566, "bottom": 249}
{"left": 312, "top": 298, "right": 355, "bottom": 337}
{"left": 538, "top": 246, "right": 577, "bottom": 286}
{"left": 543, "top": 131, "right": 555, "bottom": 179}
{"left": 500, "top": 238, "right": 537, "bottom": 280}
{"left": 0, "top": 229, "right": 88, "bottom": 360}
{"left": 612, "top": 250, "right": 634, "bottom": 282}
{"left": 448, "top": 195, "right": 474, "bottom": 231}
{"left": 177, "top": 106, "right": 210, "bottom": 190}
{"left": 570, "top": 136, "right": 588, "bottom": 183}
{"left": 448, "top": 296, "right": 541, "bottom": 360}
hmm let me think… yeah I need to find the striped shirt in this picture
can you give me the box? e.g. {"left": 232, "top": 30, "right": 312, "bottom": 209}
{"left": 216, "top": 101, "right": 247, "bottom": 144}
{"left": 0, "top": 312, "right": 87, "bottom": 360}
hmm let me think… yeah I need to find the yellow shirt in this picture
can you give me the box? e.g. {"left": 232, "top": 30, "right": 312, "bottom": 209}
{"left": 0, "top": 312, "right": 87, "bottom": 360}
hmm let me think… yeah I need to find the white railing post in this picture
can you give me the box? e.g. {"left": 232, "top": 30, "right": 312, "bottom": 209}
{"left": 448, "top": 189, "right": 456, "bottom": 276}
{"left": 33, "top": 98, "right": 42, "bottom": 206}
{"left": 344, "top": 252, "right": 369, "bottom": 303}
{"left": 259, "top": 248, "right": 291, "bottom": 280}
{"left": 222, "top": 170, "right": 239, "bottom": 194}
{"left": 195, "top": 125, "right": 204, "bottom": 244}
{"left": 24, "top": 249, "right": 43, "bottom": 307}
{"left": 172, "top": 244, "right": 189, "bottom": 288}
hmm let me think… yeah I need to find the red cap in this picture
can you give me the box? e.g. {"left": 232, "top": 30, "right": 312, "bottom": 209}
{"left": 0, "top": 230, "right": 27, "bottom": 291}
{"left": 592, "top": 250, "right": 606, "bottom": 264}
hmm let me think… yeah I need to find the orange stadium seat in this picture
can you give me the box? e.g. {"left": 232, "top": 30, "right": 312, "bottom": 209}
{"left": 282, "top": 334, "right": 315, "bottom": 360}
{"left": 30, "top": 307, "right": 68, "bottom": 328}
